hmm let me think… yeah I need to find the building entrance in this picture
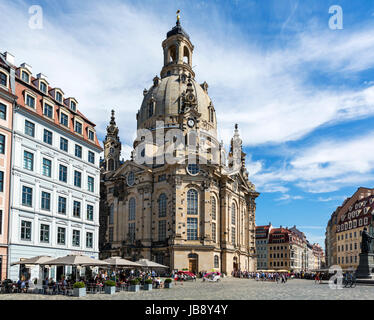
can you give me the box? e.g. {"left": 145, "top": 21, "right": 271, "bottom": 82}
{"left": 188, "top": 253, "right": 198, "bottom": 274}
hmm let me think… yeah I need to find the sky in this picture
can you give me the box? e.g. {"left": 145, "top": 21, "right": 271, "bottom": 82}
{"left": 1, "top": 0, "right": 374, "bottom": 248}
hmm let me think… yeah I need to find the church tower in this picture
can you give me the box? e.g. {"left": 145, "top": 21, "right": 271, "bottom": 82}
{"left": 103, "top": 110, "right": 121, "bottom": 171}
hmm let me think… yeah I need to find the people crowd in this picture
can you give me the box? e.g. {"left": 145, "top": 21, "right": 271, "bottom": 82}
{"left": 0, "top": 269, "right": 170, "bottom": 294}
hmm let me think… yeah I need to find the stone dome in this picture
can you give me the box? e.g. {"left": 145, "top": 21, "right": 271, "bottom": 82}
{"left": 137, "top": 75, "right": 216, "bottom": 134}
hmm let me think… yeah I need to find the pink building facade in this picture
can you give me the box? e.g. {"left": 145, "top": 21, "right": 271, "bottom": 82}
{"left": 0, "top": 52, "right": 17, "bottom": 280}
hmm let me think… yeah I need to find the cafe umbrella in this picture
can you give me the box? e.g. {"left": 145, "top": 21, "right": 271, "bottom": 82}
{"left": 104, "top": 257, "right": 143, "bottom": 282}
{"left": 135, "top": 259, "right": 169, "bottom": 275}
{"left": 11, "top": 256, "right": 55, "bottom": 283}
{"left": 42, "top": 254, "right": 110, "bottom": 281}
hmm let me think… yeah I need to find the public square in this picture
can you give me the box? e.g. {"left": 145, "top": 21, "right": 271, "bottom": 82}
{"left": 0, "top": 277, "right": 373, "bottom": 300}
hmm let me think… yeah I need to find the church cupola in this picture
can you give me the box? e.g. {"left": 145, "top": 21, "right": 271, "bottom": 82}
{"left": 103, "top": 110, "right": 121, "bottom": 172}
{"left": 161, "top": 10, "right": 195, "bottom": 79}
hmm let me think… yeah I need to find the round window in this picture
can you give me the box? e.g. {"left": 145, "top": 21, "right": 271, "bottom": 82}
{"left": 127, "top": 171, "right": 135, "bottom": 186}
{"left": 187, "top": 164, "right": 200, "bottom": 175}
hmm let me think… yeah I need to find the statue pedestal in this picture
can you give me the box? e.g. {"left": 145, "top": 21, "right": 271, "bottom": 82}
{"left": 356, "top": 253, "right": 374, "bottom": 279}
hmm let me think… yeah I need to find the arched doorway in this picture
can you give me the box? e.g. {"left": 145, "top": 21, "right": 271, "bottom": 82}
{"left": 233, "top": 257, "right": 238, "bottom": 272}
{"left": 188, "top": 253, "right": 198, "bottom": 274}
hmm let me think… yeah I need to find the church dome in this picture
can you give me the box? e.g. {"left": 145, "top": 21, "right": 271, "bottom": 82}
{"left": 137, "top": 75, "right": 215, "bottom": 133}
{"left": 136, "top": 20, "right": 217, "bottom": 139}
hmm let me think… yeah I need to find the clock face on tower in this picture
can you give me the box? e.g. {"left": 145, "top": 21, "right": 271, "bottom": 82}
{"left": 187, "top": 118, "right": 195, "bottom": 128}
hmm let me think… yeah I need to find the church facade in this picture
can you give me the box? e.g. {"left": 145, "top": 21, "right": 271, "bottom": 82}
{"left": 99, "top": 19, "right": 259, "bottom": 275}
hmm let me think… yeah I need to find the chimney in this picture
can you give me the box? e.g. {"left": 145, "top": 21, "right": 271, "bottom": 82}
{"left": 4, "top": 52, "right": 15, "bottom": 65}
{"left": 21, "top": 63, "right": 32, "bottom": 73}
{"left": 36, "top": 73, "right": 47, "bottom": 81}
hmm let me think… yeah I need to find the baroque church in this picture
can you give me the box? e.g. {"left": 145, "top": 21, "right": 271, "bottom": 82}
{"left": 99, "top": 17, "right": 259, "bottom": 274}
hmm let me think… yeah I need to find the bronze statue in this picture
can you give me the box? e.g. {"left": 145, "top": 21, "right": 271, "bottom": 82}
{"left": 361, "top": 227, "right": 374, "bottom": 254}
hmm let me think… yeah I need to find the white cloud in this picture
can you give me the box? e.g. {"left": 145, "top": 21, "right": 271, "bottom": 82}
{"left": 275, "top": 194, "right": 303, "bottom": 201}
{"left": 1, "top": 0, "right": 374, "bottom": 199}
{"left": 252, "top": 131, "right": 374, "bottom": 193}
{"left": 1, "top": 0, "right": 374, "bottom": 151}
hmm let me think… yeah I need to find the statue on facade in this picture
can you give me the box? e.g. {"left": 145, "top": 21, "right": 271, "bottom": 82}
{"left": 361, "top": 227, "right": 374, "bottom": 254}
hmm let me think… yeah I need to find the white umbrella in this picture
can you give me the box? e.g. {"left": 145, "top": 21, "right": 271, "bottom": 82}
{"left": 43, "top": 254, "right": 109, "bottom": 266}
{"left": 104, "top": 256, "right": 142, "bottom": 267}
{"left": 43, "top": 254, "right": 109, "bottom": 281}
{"left": 135, "top": 259, "right": 169, "bottom": 269}
{"left": 11, "top": 255, "right": 54, "bottom": 266}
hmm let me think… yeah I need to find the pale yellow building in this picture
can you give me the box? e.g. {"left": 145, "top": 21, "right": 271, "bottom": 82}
{"left": 326, "top": 187, "right": 374, "bottom": 270}
{"left": 99, "top": 19, "right": 259, "bottom": 275}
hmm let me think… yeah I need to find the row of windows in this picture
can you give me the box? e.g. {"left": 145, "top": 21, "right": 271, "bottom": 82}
{"left": 269, "top": 246, "right": 287, "bottom": 251}
{"left": 20, "top": 70, "right": 75, "bottom": 109}
{"left": 23, "top": 91, "right": 95, "bottom": 141}
{"left": 269, "top": 261, "right": 288, "bottom": 267}
{"left": 337, "top": 255, "right": 358, "bottom": 264}
{"left": 337, "top": 231, "right": 360, "bottom": 240}
{"left": 337, "top": 242, "right": 359, "bottom": 252}
{"left": 21, "top": 186, "right": 94, "bottom": 220}
{"left": 23, "top": 151, "right": 95, "bottom": 191}
{"left": 337, "top": 218, "right": 368, "bottom": 232}
{"left": 20, "top": 220, "right": 93, "bottom": 248}
{"left": 24, "top": 120, "right": 96, "bottom": 164}
{"left": 270, "top": 253, "right": 287, "bottom": 258}
{"left": 109, "top": 194, "right": 168, "bottom": 224}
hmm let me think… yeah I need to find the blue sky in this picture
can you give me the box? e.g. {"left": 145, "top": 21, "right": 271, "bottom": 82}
{"left": 1, "top": 0, "right": 374, "bottom": 247}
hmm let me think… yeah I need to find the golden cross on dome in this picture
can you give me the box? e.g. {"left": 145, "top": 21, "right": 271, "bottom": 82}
{"left": 176, "top": 10, "right": 181, "bottom": 23}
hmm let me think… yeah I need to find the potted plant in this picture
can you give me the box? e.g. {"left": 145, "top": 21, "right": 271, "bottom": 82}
{"left": 104, "top": 280, "right": 116, "bottom": 295}
{"left": 164, "top": 278, "right": 173, "bottom": 289}
{"left": 73, "top": 281, "right": 86, "bottom": 297}
{"left": 129, "top": 279, "right": 140, "bottom": 292}
{"left": 143, "top": 279, "right": 153, "bottom": 291}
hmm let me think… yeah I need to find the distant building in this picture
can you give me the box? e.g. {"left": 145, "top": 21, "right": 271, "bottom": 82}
{"left": 263, "top": 224, "right": 324, "bottom": 272}
{"left": 325, "top": 187, "right": 374, "bottom": 270}
{"left": 255, "top": 223, "right": 272, "bottom": 270}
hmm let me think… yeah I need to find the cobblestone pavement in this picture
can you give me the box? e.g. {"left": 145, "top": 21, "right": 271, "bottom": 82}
{"left": 1, "top": 278, "right": 374, "bottom": 300}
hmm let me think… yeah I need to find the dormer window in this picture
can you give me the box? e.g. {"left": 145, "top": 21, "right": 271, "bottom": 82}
{"left": 56, "top": 91, "right": 62, "bottom": 103}
{"left": 40, "top": 81, "right": 47, "bottom": 93}
{"left": 88, "top": 129, "right": 95, "bottom": 141}
{"left": 60, "top": 111, "right": 69, "bottom": 127}
{"left": 74, "top": 120, "right": 82, "bottom": 134}
{"left": 43, "top": 102, "right": 53, "bottom": 119}
{"left": 0, "top": 72, "right": 7, "bottom": 87}
{"left": 21, "top": 71, "right": 30, "bottom": 83}
{"left": 70, "top": 101, "right": 76, "bottom": 112}
{"left": 25, "top": 93, "right": 36, "bottom": 109}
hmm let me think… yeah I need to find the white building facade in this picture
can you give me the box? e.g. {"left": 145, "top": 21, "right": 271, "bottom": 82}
{"left": 7, "top": 63, "right": 102, "bottom": 281}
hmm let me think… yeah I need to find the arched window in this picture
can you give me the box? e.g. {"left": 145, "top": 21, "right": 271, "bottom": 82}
{"left": 148, "top": 101, "right": 153, "bottom": 118}
{"left": 210, "top": 108, "right": 214, "bottom": 123}
{"left": 129, "top": 198, "right": 136, "bottom": 221}
{"left": 108, "top": 159, "right": 114, "bottom": 171}
{"left": 109, "top": 204, "right": 114, "bottom": 224}
{"left": 231, "top": 203, "right": 236, "bottom": 225}
{"left": 231, "top": 203, "right": 236, "bottom": 246}
{"left": 211, "top": 196, "right": 216, "bottom": 220}
{"left": 183, "top": 46, "right": 190, "bottom": 64}
{"left": 187, "top": 189, "right": 198, "bottom": 215}
{"left": 169, "top": 45, "right": 177, "bottom": 62}
{"left": 214, "top": 255, "right": 219, "bottom": 268}
{"left": 158, "top": 193, "right": 167, "bottom": 217}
